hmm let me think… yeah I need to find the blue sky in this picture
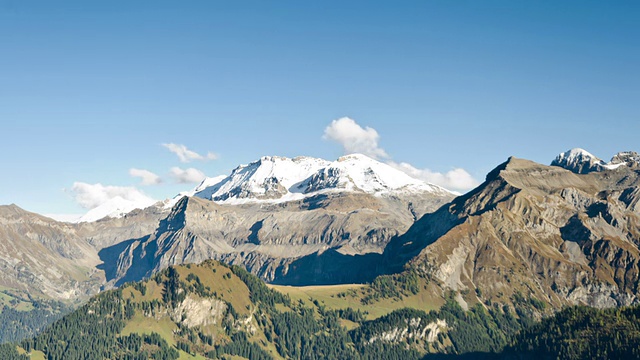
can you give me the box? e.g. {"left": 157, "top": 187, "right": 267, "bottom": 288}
{"left": 1, "top": 1, "right": 638, "bottom": 215}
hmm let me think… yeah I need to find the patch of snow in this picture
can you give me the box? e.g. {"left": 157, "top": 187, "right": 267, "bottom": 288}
{"left": 602, "top": 162, "right": 627, "bottom": 170}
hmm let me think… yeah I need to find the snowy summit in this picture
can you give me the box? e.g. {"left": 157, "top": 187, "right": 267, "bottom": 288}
{"left": 194, "top": 153, "right": 451, "bottom": 204}
{"left": 75, "top": 154, "right": 450, "bottom": 222}
{"left": 551, "top": 148, "right": 640, "bottom": 174}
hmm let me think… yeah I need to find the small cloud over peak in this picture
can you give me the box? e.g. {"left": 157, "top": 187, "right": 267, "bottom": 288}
{"left": 323, "top": 117, "right": 389, "bottom": 160}
{"left": 169, "top": 167, "right": 207, "bottom": 184}
{"left": 162, "top": 143, "right": 218, "bottom": 163}
{"left": 129, "top": 168, "right": 162, "bottom": 185}
{"left": 323, "top": 117, "right": 479, "bottom": 192}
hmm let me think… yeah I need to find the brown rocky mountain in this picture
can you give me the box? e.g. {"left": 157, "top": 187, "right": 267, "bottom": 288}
{"left": 0, "top": 155, "right": 453, "bottom": 303}
{"left": 3, "top": 151, "right": 640, "bottom": 317}
{"left": 387, "top": 156, "right": 640, "bottom": 309}
{"left": 106, "top": 189, "right": 451, "bottom": 287}
{"left": 0, "top": 204, "right": 164, "bottom": 301}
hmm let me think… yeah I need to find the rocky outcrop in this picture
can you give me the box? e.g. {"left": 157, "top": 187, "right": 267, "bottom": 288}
{"left": 368, "top": 318, "right": 447, "bottom": 344}
{"left": 610, "top": 151, "right": 640, "bottom": 168}
{"left": 168, "top": 294, "right": 227, "bottom": 328}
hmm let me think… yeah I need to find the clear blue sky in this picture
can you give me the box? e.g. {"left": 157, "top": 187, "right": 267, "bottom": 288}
{"left": 1, "top": 1, "right": 638, "bottom": 215}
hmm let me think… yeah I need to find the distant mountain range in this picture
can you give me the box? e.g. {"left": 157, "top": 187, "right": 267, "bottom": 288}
{"left": 68, "top": 153, "right": 451, "bottom": 223}
{"left": 0, "top": 153, "right": 452, "bottom": 301}
{"left": 2, "top": 149, "right": 640, "bottom": 354}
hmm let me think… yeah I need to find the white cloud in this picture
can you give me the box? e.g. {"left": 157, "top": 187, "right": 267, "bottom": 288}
{"left": 70, "top": 182, "right": 155, "bottom": 210}
{"left": 129, "top": 168, "right": 162, "bottom": 185}
{"left": 324, "top": 117, "right": 480, "bottom": 192}
{"left": 388, "top": 162, "right": 480, "bottom": 192}
{"left": 162, "top": 143, "right": 218, "bottom": 163}
{"left": 169, "top": 167, "right": 207, "bottom": 184}
{"left": 323, "top": 117, "right": 389, "bottom": 159}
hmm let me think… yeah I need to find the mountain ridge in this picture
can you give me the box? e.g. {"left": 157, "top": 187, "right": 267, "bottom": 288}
{"left": 194, "top": 153, "right": 451, "bottom": 205}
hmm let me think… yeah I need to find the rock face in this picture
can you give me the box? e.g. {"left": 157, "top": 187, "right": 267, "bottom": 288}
{"left": 168, "top": 294, "right": 227, "bottom": 328}
{"left": 368, "top": 318, "right": 447, "bottom": 344}
{"left": 101, "top": 153, "right": 453, "bottom": 287}
{"left": 108, "top": 189, "right": 452, "bottom": 287}
{"left": 394, "top": 157, "right": 640, "bottom": 308}
{"left": 610, "top": 151, "right": 640, "bottom": 168}
{"left": 0, "top": 205, "right": 100, "bottom": 300}
{"left": 0, "top": 205, "right": 165, "bottom": 300}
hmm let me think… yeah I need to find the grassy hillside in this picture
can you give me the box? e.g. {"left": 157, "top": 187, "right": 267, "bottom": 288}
{"left": 6, "top": 259, "right": 635, "bottom": 359}
{"left": 0, "top": 259, "right": 544, "bottom": 360}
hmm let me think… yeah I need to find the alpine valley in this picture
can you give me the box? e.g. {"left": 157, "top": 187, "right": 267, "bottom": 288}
{"left": 2, "top": 150, "right": 640, "bottom": 359}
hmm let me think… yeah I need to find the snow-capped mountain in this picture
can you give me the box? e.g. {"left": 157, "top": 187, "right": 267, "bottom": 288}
{"left": 194, "top": 153, "right": 451, "bottom": 204}
{"left": 551, "top": 148, "right": 606, "bottom": 174}
{"left": 551, "top": 148, "right": 639, "bottom": 174}
{"left": 77, "top": 196, "right": 157, "bottom": 223}
{"left": 76, "top": 154, "right": 450, "bottom": 222}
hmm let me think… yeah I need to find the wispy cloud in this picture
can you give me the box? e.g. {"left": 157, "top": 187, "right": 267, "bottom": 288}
{"left": 70, "top": 182, "right": 155, "bottom": 210}
{"left": 162, "top": 143, "right": 218, "bottom": 163}
{"left": 169, "top": 167, "right": 207, "bottom": 184}
{"left": 323, "top": 117, "right": 389, "bottom": 159}
{"left": 129, "top": 168, "right": 162, "bottom": 185}
{"left": 324, "top": 117, "right": 479, "bottom": 192}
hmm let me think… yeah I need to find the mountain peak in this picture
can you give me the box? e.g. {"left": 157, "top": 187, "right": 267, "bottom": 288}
{"left": 194, "top": 154, "right": 450, "bottom": 204}
{"left": 551, "top": 148, "right": 639, "bottom": 174}
{"left": 551, "top": 148, "right": 605, "bottom": 174}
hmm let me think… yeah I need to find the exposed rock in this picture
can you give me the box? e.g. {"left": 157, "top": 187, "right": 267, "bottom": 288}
{"left": 168, "top": 294, "right": 227, "bottom": 328}
{"left": 109, "top": 189, "right": 452, "bottom": 286}
{"left": 0, "top": 204, "right": 165, "bottom": 301}
{"left": 610, "top": 151, "right": 640, "bottom": 168}
{"left": 368, "top": 318, "right": 447, "bottom": 344}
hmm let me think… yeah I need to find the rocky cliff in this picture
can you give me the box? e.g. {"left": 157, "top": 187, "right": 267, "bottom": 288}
{"left": 108, "top": 189, "right": 452, "bottom": 286}
{"left": 396, "top": 157, "right": 640, "bottom": 308}
{"left": 0, "top": 204, "right": 165, "bottom": 301}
